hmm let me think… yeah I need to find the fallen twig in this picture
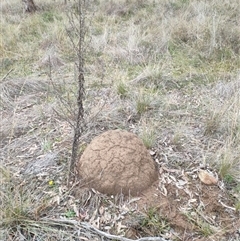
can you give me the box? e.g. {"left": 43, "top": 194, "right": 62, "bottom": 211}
{"left": 40, "top": 218, "right": 170, "bottom": 241}
{"left": 1, "top": 68, "right": 14, "bottom": 82}
{"left": 81, "top": 222, "right": 169, "bottom": 241}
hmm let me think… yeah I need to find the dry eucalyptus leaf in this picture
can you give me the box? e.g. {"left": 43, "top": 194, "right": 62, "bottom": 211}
{"left": 198, "top": 170, "right": 218, "bottom": 185}
{"left": 149, "top": 150, "right": 156, "bottom": 156}
{"left": 99, "top": 206, "right": 105, "bottom": 215}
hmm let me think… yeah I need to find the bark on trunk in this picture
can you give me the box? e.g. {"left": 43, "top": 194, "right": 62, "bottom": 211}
{"left": 22, "top": 0, "right": 37, "bottom": 13}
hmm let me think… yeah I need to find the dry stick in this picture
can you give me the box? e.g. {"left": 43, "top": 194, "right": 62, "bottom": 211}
{"left": 68, "top": 0, "right": 86, "bottom": 184}
{"left": 81, "top": 222, "right": 170, "bottom": 241}
{"left": 40, "top": 218, "right": 170, "bottom": 241}
{"left": 1, "top": 69, "right": 14, "bottom": 82}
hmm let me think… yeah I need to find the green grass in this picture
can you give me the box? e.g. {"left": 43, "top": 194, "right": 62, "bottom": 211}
{"left": 116, "top": 81, "right": 129, "bottom": 98}
{"left": 183, "top": 209, "right": 215, "bottom": 237}
{"left": 140, "top": 126, "right": 156, "bottom": 149}
{"left": 136, "top": 99, "right": 151, "bottom": 115}
{"left": 135, "top": 89, "right": 153, "bottom": 114}
{"left": 217, "top": 147, "right": 240, "bottom": 184}
{"left": 139, "top": 207, "right": 170, "bottom": 236}
{"left": 0, "top": 167, "right": 32, "bottom": 227}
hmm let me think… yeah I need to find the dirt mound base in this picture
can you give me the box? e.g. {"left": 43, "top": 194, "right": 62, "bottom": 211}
{"left": 77, "top": 130, "right": 158, "bottom": 195}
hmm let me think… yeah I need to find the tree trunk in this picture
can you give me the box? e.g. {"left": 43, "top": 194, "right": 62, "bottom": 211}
{"left": 22, "top": 0, "right": 37, "bottom": 13}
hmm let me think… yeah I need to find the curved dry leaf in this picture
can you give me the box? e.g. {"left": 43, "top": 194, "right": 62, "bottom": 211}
{"left": 198, "top": 170, "right": 218, "bottom": 185}
{"left": 149, "top": 150, "right": 156, "bottom": 156}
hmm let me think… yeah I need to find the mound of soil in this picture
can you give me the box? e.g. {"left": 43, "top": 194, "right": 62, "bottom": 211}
{"left": 77, "top": 129, "right": 158, "bottom": 195}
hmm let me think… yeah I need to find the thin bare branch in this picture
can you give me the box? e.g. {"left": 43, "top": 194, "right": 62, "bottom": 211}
{"left": 40, "top": 218, "right": 170, "bottom": 241}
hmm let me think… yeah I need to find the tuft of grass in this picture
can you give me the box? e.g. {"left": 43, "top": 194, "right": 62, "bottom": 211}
{"left": 0, "top": 167, "right": 31, "bottom": 228}
{"left": 139, "top": 207, "right": 170, "bottom": 236}
{"left": 217, "top": 146, "right": 240, "bottom": 184}
{"left": 183, "top": 210, "right": 215, "bottom": 237}
{"left": 204, "top": 87, "right": 240, "bottom": 137}
{"left": 234, "top": 185, "right": 240, "bottom": 211}
{"left": 204, "top": 112, "right": 221, "bottom": 136}
{"left": 140, "top": 126, "right": 156, "bottom": 149}
{"left": 235, "top": 201, "right": 240, "bottom": 211}
{"left": 41, "top": 138, "right": 53, "bottom": 153}
{"left": 64, "top": 210, "right": 76, "bottom": 218}
{"left": 135, "top": 89, "right": 152, "bottom": 114}
{"left": 198, "top": 221, "right": 215, "bottom": 237}
{"left": 0, "top": 165, "right": 63, "bottom": 240}
{"left": 116, "top": 81, "right": 129, "bottom": 98}
{"left": 41, "top": 11, "right": 56, "bottom": 23}
{"left": 171, "top": 129, "right": 185, "bottom": 151}
{"left": 223, "top": 173, "right": 235, "bottom": 185}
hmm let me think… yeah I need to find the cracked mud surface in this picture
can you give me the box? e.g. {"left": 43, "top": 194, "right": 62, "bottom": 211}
{"left": 77, "top": 130, "right": 158, "bottom": 195}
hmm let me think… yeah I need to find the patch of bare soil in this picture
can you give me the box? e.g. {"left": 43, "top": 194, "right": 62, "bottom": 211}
{"left": 72, "top": 162, "right": 240, "bottom": 241}
{"left": 134, "top": 166, "right": 240, "bottom": 240}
